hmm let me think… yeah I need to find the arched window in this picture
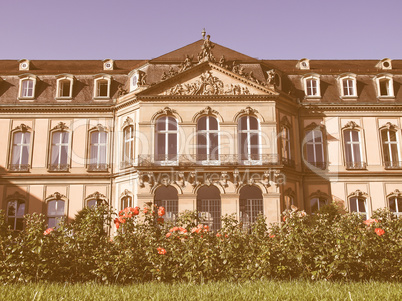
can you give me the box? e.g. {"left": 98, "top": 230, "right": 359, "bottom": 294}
{"left": 349, "top": 196, "right": 367, "bottom": 220}
{"left": 86, "top": 192, "right": 107, "bottom": 208}
{"left": 197, "top": 116, "right": 219, "bottom": 162}
{"left": 56, "top": 75, "right": 74, "bottom": 100}
{"left": 121, "top": 195, "right": 132, "bottom": 209}
{"left": 339, "top": 74, "right": 357, "bottom": 97}
{"left": 239, "top": 185, "right": 263, "bottom": 228}
{"left": 94, "top": 75, "right": 111, "bottom": 99}
{"left": 280, "top": 126, "right": 292, "bottom": 165}
{"left": 343, "top": 128, "right": 365, "bottom": 169}
{"left": 197, "top": 186, "right": 221, "bottom": 231}
{"left": 18, "top": 75, "right": 37, "bottom": 100}
{"left": 10, "top": 127, "right": 31, "bottom": 172}
{"left": 49, "top": 130, "right": 69, "bottom": 171}
{"left": 303, "top": 74, "right": 321, "bottom": 98}
{"left": 88, "top": 127, "right": 108, "bottom": 171}
{"left": 155, "top": 116, "right": 178, "bottom": 162}
{"left": 305, "top": 128, "right": 325, "bottom": 169}
{"left": 380, "top": 127, "right": 401, "bottom": 169}
{"left": 388, "top": 195, "right": 402, "bottom": 218}
{"left": 7, "top": 199, "right": 25, "bottom": 230}
{"left": 310, "top": 197, "right": 327, "bottom": 213}
{"left": 154, "top": 186, "right": 178, "bottom": 221}
{"left": 47, "top": 199, "right": 65, "bottom": 228}
{"left": 122, "top": 125, "right": 135, "bottom": 167}
{"left": 238, "top": 115, "right": 260, "bottom": 162}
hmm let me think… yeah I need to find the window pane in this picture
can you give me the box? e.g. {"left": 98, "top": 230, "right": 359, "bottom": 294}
{"left": 52, "top": 132, "right": 61, "bottom": 144}
{"left": 240, "top": 133, "right": 247, "bottom": 156}
{"left": 51, "top": 145, "right": 60, "bottom": 165}
{"left": 56, "top": 200, "right": 65, "bottom": 215}
{"left": 358, "top": 199, "right": 366, "bottom": 213}
{"left": 60, "top": 145, "right": 68, "bottom": 164}
{"left": 250, "top": 133, "right": 259, "bottom": 155}
{"left": 15, "top": 218, "right": 23, "bottom": 231}
{"left": 167, "top": 133, "right": 177, "bottom": 154}
{"left": 88, "top": 199, "right": 97, "bottom": 208}
{"left": 239, "top": 116, "right": 247, "bottom": 130}
{"left": 99, "top": 145, "right": 107, "bottom": 164}
{"left": 249, "top": 117, "right": 258, "bottom": 130}
{"left": 156, "top": 117, "right": 166, "bottom": 131}
{"left": 157, "top": 133, "right": 165, "bottom": 157}
{"left": 310, "top": 198, "right": 318, "bottom": 212}
{"left": 352, "top": 144, "right": 361, "bottom": 162}
{"left": 209, "top": 117, "right": 218, "bottom": 130}
{"left": 210, "top": 133, "right": 219, "bottom": 158}
{"left": 167, "top": 117, "right": 177, "bottom": 131}
{"left": 350, "top": 197, "right": 357, "bottom": 212}
{"left": 62, "top": 132, "right": 69, "bottom": 144}
{"left": 12, "top": 144, "right": 22, "bottom": 165}
{"left": 48, "top": 201, "right": 57, "bottom": 215}
{"left": 197, "top": 117, "right": 207, "bottom": 131}
{"left": 313, "top": 131, "right": 322, "bottom": 142}
{"left": 7, "top": 202, "right": 16, "bottom": 217}
{"left": 91, "top": 132, "right": 99, "bottom": 144}
{"left": 99, "top": 132, "right": 107, "bottom": 143}
{"left": 197, "top": 133, "right": 207, "bottom": 155}
{"left": 17, "top": 202, "right": 25, "bottom": 216}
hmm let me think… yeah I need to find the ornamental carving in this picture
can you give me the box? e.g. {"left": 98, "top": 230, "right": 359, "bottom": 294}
{"left": 239, "top": 106, "right": 258, "bottom": 116}
{"left": 137, "top": 71, "right": 147, "bottom": 86}
{"left": 90, "top": 124, "right": 107, "bottom": 132}
{"left": 343, "top": 121, "right": 360, "bottom": 130}
{"left": 198, "top": 34, "right": 215, "bottom": 63}
{"left": 120, "top": 189, "right": 132, "bottom": 198}
{"left": 382, "top": 122, "right": 398, "bottom": 131}
{"left": 348, "top": 189, "right": 368, "bottom": 198}
{"left": 309, "top": 190, "right": 330, "bottom": 200}
{"left": 117, "top": 84, "right": 127, "bottom": 97}
{"left": 48, "top": 192, "right": 67, "bottom": 200}
{"left": 122, "top": 116, "right": 133, "bottom": 129}
{"left": 284, "top": 188, "right": 296, "bottom": 198}
{"left": 165, "top": 71, "right": 224, "bottom": 95}
{"left": 14, "top": 123, "right": 31, "bottom": 132}
{"left": 179, "top": 55, "right": 194, "bottom": 72}
{"left": 197, "top": 106, "right": 219, "bottom": 117}
{"left": 52, "top": 122, "right": 69, "bottom": 131}
{"left": 155, "top": 107, "right": 177, "bottom": 116}
{"left": 6, "top": 191, "right": 26, "bottom": 201}
{"left": 387, "top": 189, "right": 402, "bottom": 197}
{"left": 86, "top": 191, "right": 106, "bottom": 200}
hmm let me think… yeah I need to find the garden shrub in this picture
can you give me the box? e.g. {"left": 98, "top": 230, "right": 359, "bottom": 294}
{"left": 0, "top": 204, "right": 400, "bottom": 283}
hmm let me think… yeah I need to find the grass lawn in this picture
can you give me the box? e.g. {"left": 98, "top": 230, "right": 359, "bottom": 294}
{"left": 0, "top": 280, "right": 401, "bottom": 301}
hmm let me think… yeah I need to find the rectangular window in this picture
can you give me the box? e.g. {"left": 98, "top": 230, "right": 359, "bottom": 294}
{"left": 60, "top": 81, "right": 71, "bottom": 97}
{"left": 381, "top": 129, "right": 401, "bottom": 168}
{"left": 342, "top": 78, "right": 355, "bottom": 96}
{"left": 350, "top": 197, "right": 367, "bottom": 220}
{"left": 306, "top": 79, "right": 318, "bottom": 96}
{"left": 21, "top": 80, "right": 34, "bottom": 98}
{"left": 344, "top": 130, "right": 365, "bottom": 169}
{"left": 10, "top": 131, "right": 31, "bottom": 171}
{"left": 49, "top": 131, "right": 69, "bottom": 171}
{"left": 305, "top": 130, "right": 325, "bottom": 169}
{"left": 89, "top": 131, "right": 108, "bottom": 171}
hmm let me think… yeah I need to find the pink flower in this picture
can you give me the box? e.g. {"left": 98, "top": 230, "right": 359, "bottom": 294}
{"left": 43, "top": 228, "right": 54, "bottom": 235}
{"left": 363, "top": 219, "right": 378, "bottom": 226}
{"left": 166, "top": 232, "right": 171, "bottom": 238}
{"left": 203, "top": 225, "right": 209, "bottom": 232}
{"left": 157, "top": 247, "right": 167, "bottom": 255}
{"left": 179, "top": 227, "right": 187, "bottom": 234}
{"left": 375, "top": 228, "right": 385, "bottom": 236}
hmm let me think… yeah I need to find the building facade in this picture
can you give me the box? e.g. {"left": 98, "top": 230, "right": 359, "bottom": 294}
{"left": 1, "top": 36, "right": 401, "bottom": 230}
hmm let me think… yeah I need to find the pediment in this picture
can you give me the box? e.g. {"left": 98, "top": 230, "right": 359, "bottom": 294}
{"left": 137, "top": 62, "right": 278, "bottom": 97}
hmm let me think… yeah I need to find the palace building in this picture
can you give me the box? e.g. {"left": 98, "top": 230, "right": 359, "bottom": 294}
{"left": 1, "top": 34, "right": 401, "bottom": 230}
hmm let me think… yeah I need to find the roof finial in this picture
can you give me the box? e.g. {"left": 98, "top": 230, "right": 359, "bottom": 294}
{"left": 201, "top": 28, "right": 206, "bottom": 40}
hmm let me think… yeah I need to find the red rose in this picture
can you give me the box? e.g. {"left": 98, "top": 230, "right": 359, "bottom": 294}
{"left": 375, "top": 228, "right": 385, "bottom": 236}
{"left": 269, "top": 234, "right": 276, "bottom": 238}
{"left": 157, "top": 218, "right": 164, "bottom": 224}
{"left": 157, "top": 247, "right": 167, "bottom": 255}
{"left": 158, "top": 206, "right": 165, "bottom": 217}
{"left": 43, "top": 228, "right": 54, "bottom": 235}
{"left": 166, "top": 232, "right": 171, "bottom": 238}
{"left": 133, "top": 206, "right": 140, "bottom": 215}
{"left": 179, "top": 227, "right": 187, "bottom": 234}
{"left": 216, "top": 233, "right": 221, "bottom": 238}
{"left": 203, "top": 225, "right": 209, "bottom": 232}
{"left": 143, "top": 208, "right": 149, "bottom": 214}
{"left": 119, "top": 210, "right": 124, "bottom": 216}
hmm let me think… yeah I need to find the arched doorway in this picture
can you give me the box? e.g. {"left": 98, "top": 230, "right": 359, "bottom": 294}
{"left": 239, "top": 185, "right": 263, "bottom": 227}
{"left": 154, "top": 185, "right": 178, "bottom": 221}
{"left": 196, "top": 185, "right": 221, "bottom": 231}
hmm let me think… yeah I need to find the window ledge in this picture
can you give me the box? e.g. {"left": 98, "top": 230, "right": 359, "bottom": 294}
{"left": 87, "top": 164, "right": 109, "bottom": 172}
{"left": 55, "top": 97, "right": 72, "bottom": 102}
{"left": 378, "top": 96, "right": 395, "bottom": 101}
{"left": 8, "top": 164, "right": 31, "bottom": 172}
{"left": 345, "top": 162, "right": 367, "bottom": 170}
{"left": 48, "top": 164, "right": 70, "bottom": 172}
{"left": 17, "top": 97, "right": 35, "bottom": 102}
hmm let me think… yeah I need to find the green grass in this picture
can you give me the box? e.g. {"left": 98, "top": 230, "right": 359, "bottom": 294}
{"left": 1, "top": 280, "right": 401, "bottom": 301}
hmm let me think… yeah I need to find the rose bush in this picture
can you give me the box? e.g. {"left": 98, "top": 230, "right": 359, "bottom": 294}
{"left": 0, "top": 204, "right": 400, "bottom": 283}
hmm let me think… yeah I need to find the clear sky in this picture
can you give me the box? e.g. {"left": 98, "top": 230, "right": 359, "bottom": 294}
{"left": 2, "top": 0, "right": 402, "bottom": 60}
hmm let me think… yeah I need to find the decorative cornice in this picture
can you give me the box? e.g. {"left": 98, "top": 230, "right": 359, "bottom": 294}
{"left": 387, "top": 189, "right": 402, "bottom": 198}
{"left": 380, "top": 122, "right": 399, "bottom": 131}
{"left": 304, "top": 121, "right": 325, "bottom": 131}
{"left": 89, "top": 123, "right": 108, "bottom": 132}
{"left": 309, "top": 190, "right": 330, "bottom": 199}
{"left": 14, "top": 123, "right": 31, "bottom": 132}
{"left": 348, "top": 189, "right": 368, "bottom": 198}
{"left": 52, "top": 122, "right": 69, "bottom": 131}
{"left": 47, "top": 192, "right": 67, "bottom": 200}
{"left": 6, "top": 191, "right": 26, "bottom": 201}
{"left": 120, "top": 189, "right": 132, "bottom": 198}
{"left": 86, "top": 191, "right": 106, "bottom": 200}
{"left": 122, "top": 116, "right": 133, "bottom": 129}
{"left": 342, "top": 121, "right": 360, "bottom": 130}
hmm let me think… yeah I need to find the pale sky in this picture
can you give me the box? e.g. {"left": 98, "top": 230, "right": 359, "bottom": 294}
{"left": 1, "top": 0, "right": 402, "bottom": 60}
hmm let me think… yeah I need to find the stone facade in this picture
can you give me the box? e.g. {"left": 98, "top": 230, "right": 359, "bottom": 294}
{"left": 1, "top": 37, "right": 401, "bottom": 230}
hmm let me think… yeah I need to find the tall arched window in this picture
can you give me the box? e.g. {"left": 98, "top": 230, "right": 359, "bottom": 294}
{"left": 197, "top": 116, "right": 219, "bottom": 162}
{"left": 197, "top": 185, "right": 221, "bottom": 231}
{"left": 10, "top": 128, "right": 31, "bottom": 171}
{"left": 305, "top": 128, "right": 325, "bottom": 169}
{"left": 88, "top": 127, "right": 108, "bottom": 171}
{"left": 238, "top": 115, "right": 260, "bottom": 162}
{"left": 349, "top": 196, "right": 367, "bottom": 220}
{"left": 155, "top": 116, "right": 178, "bottom": 162}
{"left": 343, "top": 129, "right": 365, "bottom": 169}
{"left": 280, "top": 126, "right": 292, "bottom": 165}
{"left": 49, "top": 130, "right": 69, "bottom": 171}
{"left": 154, "top": 186, "right": 178, "bottom": 221}
{"left": 239, "top": 185, "right": 263, "bottom": 228}
{"left": 388, "top": 195, "right": 402, "bottom": 218}
{"left": 47, "top": 199, "right": 65, "bottom": 228}
{"left": 122, "top": 125, "right": 134, "bottom": 167}
{"left": 310, "top": 197, "right": 327, "bottom": 213}
{"left": 381, "top": 127, "right": 401, "bottom": 169}
{"left": 7, "top": 199, "right": 25, "bottom": 230}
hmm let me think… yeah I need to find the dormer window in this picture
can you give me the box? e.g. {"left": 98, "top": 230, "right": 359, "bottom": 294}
{"left": 56, "top": 74, "right": 74, "bottom": 100}
{"left": 302, "top": 74, "right": 320, "bottom": 98}
{"left": 339, "top": 74, "right": 357, "bottom": 98}
{"left": 19, "top": 59, "right": 30, "bottom": 71}
{"left": 103, "top": 59, "right": 114, "bottom": 70}
{"left": 374, "top": 74, "right": 394, "bottom": 98}
{"left": 18, "top": 75, "right": 37, "bottom": 100}
{"left": 94, "top": 74, "right": 111, "bottom": 99}
{"left": 296, "top": 58, "right": 310, "bottom": 70}
{"left": 376, "top": 58, "right": 392, "bottom": 70}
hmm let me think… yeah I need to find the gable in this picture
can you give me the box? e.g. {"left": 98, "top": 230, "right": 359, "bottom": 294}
{"left": 138, "top": 63, "right": 277, "bottom": 97}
